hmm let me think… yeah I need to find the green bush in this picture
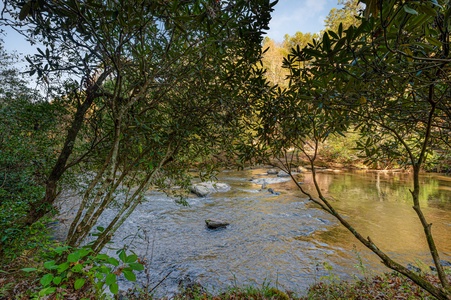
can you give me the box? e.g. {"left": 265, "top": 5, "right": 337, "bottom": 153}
{"left": 21, "top": 246, "right": 144, "bottom": 299}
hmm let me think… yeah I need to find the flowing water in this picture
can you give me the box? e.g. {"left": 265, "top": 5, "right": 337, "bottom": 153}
{"left": 57, "top": 168, "right": 451, "bottom": 297}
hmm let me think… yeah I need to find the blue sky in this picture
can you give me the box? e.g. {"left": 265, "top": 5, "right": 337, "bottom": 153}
{"left": 266, "top": 0, "right": 339, "bottom": 42}
{"left": 1, "top": 1, "right": 340, "bottom": 63}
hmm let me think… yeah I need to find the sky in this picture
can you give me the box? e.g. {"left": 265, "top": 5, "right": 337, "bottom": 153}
{"left": 265, "top": 0, "right": 339, "bottom": 42}
{"left": 1, "top": 1, "right": 340, "bottom": 65}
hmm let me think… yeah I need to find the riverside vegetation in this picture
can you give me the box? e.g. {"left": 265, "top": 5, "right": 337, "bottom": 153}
{"left": 1, "top": 0, "right": 451, "bottom": 299}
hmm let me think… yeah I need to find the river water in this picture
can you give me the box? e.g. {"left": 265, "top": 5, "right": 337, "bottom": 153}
{"left": 58, "top": 168, "right": 451, "bottom": 297}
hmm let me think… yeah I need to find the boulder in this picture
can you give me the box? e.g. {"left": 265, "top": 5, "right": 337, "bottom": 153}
{"left": 277, "top": 170, "right": 290, "bottom": 177}
{"left": 267, "top": 169, "right": 279, "bottom": 175}
{"left": 190, "top": 181, "right": 231, "bottom": 197}
{"left": 298, "top": 166, "right": 308, "bottom": 172}
{"left": 205, "top": 219, "right": 229, "bottom": 229}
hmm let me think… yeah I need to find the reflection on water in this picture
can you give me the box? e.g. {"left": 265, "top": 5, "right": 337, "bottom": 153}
{"left": 101, "top": 169, "right": 451, "bottom": 296}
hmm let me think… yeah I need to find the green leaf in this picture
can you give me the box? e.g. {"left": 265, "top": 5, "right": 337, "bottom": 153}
{"left": 118, "top": 250, "right": 126, "bottom": 263}
{"left": 52, "top": 276, "right": 62, "bottom": 285}
{"left": 19, "top": 1, "right": 31, "bottom": 20}
{"left": 125, "top": 254, "right": 138, "bottom": 263}
{"left": 38, "top": 287, "right": 56, "bottom": 297}
{"left": 323, "top": 32, "right": 331, "bottom": 51}
{"left": 109, "top": 282, "right": 119, "bottom": 294}
{"left": 123, "top": 270, "right": 136, "bottom": 282}
{"left": 67, "top": 252, "right": 80, "bottom": 263}
{"left": 425, "top": 36, "right": 442, "bottom": 47}
{"left": 107, "top": 257, "right": 120, "bottom": 267}
{"left": 21, "top": 267, "right": 38, "bottom": 272}
{"left": 71, "top": 264, "right": 83, "bottom": 273}
{"left": 95, "top": 254, "right": 109, "bottom": 261}
{"left": 57, "top": 262, "right": 70, "bottom": 273}
{"left": 54, "top": 246, "right": 70, "bottom": 255}
{"left": 78, "top": 248, "right": 91, "bottom": 258}
{"left": 40, "top": 273, "right": 54, "bottom": 287}
{"left": 44, "top": 260, "right": 58, "bottom": 270}
{"left": 128, "top": 262, "right": 144, "bottom": 271}
{"left": 403, "top": 5, "right": 418, "bottom": 15}
{"left": 74, "top": 278, "right": 86, "bottom": 290}
{"left": 105, "top": 273, "right": 116, "bottom": 285}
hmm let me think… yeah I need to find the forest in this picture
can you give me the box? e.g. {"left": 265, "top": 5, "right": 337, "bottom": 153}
{"left": 1, "top": 0, "right": 451, "bottom": 299}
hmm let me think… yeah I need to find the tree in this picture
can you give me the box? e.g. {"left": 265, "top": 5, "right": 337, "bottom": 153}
{"left": 1, "top": 0, "right": 276, "bottom": 251}
{"left": 324, "top": 0, "right": 363, "bottom": 32}
{"left": 248, "top": 0, "right": 451, "bottom": 299}
{"left": 261, "top": 37, "right": 288, "bottom": 86}
{"left": 0, "top": 38, "right": 65, "bottom": 259}
{"left": 282, "top": 31, "right": 319, "bottom": 51}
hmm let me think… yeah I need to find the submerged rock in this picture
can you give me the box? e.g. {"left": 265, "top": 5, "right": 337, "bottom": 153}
{"left": 277, "top": 170, "right": 290, "bottom": 177}
{"left": 251, "top": 177, "right": 291, "bottom": 185}
{"left": 205, "top": 219, "right": 229, "bottom": 229}
{"left": 267, "top": 188, "right": 280, "bottom": 195}
{"left": 267, "top": 169, "right": 279, "bottom": 175}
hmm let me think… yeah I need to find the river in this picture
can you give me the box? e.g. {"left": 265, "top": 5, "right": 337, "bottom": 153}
{"left": 57, "top": 168, "right": 451, "bottom": 297}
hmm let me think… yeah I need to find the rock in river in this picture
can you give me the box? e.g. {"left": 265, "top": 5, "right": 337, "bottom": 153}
{"left": 205, "top": 219, "right": 229, "bottom": 229}
{"left": 190, "top": 181, "right": 231, "bottom": 197}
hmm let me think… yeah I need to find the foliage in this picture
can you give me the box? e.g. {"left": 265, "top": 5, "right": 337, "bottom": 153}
{"left": 0, "top": 39, "right": 65, "bottom": 260}
{"left": 123, "top": 281, "right": 292, "bottom": 300}
{"left": 0, "top": 0, "right": 277, "bottom": 253}
{"left": 324, "top": 0, "right": 363, "bottom": 32}
{"left": 318, "top": 131, "right": 361, "bottom": 165}
{"left": 283, "top": 32, "right": 320, "bottom": 51}
{"left": 262, "top": 37, "right": 289, "bottom": 86}
{"left": 247, "top": 0, "right": 451, "bottom": 299}
{"left": 19, "top": 246, "right": 143, "bottom": 299}
{"left": 303, "top": 272, "right": 444, "bottom": 300}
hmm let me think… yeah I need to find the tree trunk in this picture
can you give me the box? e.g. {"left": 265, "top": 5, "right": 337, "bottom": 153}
{"left": 24, "top": 71, "right": 110, "bottom": 225}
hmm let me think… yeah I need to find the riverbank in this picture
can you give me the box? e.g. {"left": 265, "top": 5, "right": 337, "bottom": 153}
{"left": 0, "top": 257, "right": 445, "bottom": 300}
{"left": 2, "top": 168, "right": 450, "bottom": 299}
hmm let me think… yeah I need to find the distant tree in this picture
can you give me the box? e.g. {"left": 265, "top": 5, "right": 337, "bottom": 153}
{"left": 282, "top": 31, "right": 319, "bottom": 51}
{"left": 324, "top": 0, "right": 363, "bottom": 32}
{"left": 261, "top": 37, "right": 288, "bottom": 86}
{"left": 0, "top": 39, "right": 64, "bottom": 259}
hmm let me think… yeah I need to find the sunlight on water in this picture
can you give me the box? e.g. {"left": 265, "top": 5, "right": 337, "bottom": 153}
{"left": 83, "top": 168, "right": 451, "bottom": 297}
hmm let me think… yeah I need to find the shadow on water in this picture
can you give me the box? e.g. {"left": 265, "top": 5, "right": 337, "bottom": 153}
{"left": 64, "top": 168, "right": 451, "bottom": 296}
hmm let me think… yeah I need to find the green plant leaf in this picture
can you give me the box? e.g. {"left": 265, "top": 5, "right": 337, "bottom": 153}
{"left": 52, "top": 276, "right": 62, "bottom": 285}
{"left": 21, "top": 267, "right": 38, "bottom": 272}
{"left": 123, "top": 270, "right": 136, "bottom": 282}
{"left": 109, "top": 282, "right": 119, "bottom": 294}
{"left": 71, "top": 264, "right": 83, "bottom": 273}
{"left": 57, "top": 262, "right": 70, "bottom": 273}
{"left": 95, "top": 254, "right": 109, "bottom": 261}
{"left": 44, "top": 260, "right": 58, "bottom": 270}
{"left": 54, "top": 246, "right": 70, "bottom": 255}
{"left": 403, "top": 5, "right": 418, "bottom": 15}
{"left": 107, "top": 257, "right": 119, "bottom": 267}
{"left": 125, "top": 254, "right": 138, "bottom": 263}
{"left": 105, "top": 273, "right": 116, "bottom": 285}
{"left": 128, "top": 262, "right": 144, "bottom": 271}
{"left": 74, "top": 278, "right": 86, "bottom": 290}
{"left": 40, "top": 273, "right": 54, "bottom": 287}
{"left": 118, "top": 249, "right": 126, "bottom": 262}
{"left": 38, "top": 287, "right": 56, "bottom": 297}
{"left": 67, "top": 252, "right": 80, "bottom": 263}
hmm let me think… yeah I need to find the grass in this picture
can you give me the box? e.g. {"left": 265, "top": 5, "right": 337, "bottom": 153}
{"left": 120, "top": 271, "right": 449, "bottom": 300}
{"left": 2, "top": 258, "right": 449, "bottom": 300}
